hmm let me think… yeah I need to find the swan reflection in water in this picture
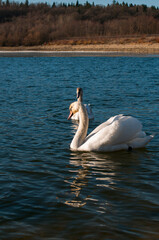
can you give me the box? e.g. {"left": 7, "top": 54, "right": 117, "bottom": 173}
{"left": 64, "top": 122, "right": 124, "bottom": 208}
{"left": 64, "top": 142, "right": 150, "bottom": 208}
{"left": 64, "top": 151, "right": 121, "bottom": 208}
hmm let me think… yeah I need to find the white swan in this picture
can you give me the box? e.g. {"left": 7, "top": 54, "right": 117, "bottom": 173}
{"left": 68, "top": 101, "right": 154, "bottom": 152}
{"left": 71, "top": 88, "right": 94, "bottom": 120}
{"left": 71, "top": 103, "right": 94, "bottom": 120}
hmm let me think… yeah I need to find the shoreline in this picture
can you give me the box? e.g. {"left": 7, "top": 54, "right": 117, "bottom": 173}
{"left": 0, "top": 37, "right": 159, "bottom": 56}
{"left": 0, "top": 43, "right": 159, "bottom": 53}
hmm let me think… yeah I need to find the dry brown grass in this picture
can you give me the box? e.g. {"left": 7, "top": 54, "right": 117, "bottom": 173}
{"left": 46, "top": 36, "right": 159, "bottom": 46}
{"left": 1, "top": 36, "right": 159, "bottom": 54}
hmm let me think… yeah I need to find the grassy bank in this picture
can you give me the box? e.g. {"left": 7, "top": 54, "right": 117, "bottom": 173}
{"left": 0, "top": 36, "right": 159, "bottom": 53}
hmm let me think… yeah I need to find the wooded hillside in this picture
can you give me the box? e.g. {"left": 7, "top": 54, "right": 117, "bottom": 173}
{"left": 0, "top": 1, "right": 159, "bottom": 46}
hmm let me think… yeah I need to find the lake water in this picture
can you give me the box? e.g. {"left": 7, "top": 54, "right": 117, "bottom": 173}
{"left": 0, "top": 55, "right": 159, "bottom": 239}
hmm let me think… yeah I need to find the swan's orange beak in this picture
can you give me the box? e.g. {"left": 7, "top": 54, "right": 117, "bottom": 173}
{"left": 68, "top": 111, "right": 73, "bottom": 120}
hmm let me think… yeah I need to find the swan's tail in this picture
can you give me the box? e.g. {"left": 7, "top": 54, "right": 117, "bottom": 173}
{"left": 128, "top": 134, "right": 154, "bottom": 149}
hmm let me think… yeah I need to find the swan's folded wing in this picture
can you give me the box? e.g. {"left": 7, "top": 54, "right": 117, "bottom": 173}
{"left": 80, "top": 116, "right": 142, "bottom": 151}
{"left": 85, "top": 114, "right": 124, "bottom": 142}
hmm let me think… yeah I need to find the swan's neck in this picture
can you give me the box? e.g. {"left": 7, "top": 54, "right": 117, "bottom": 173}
{"left": 70, "top": 103, "right": 89, "bottom": 150}
{"left": 78, "top": 95, "right": 83, "bottom": 102}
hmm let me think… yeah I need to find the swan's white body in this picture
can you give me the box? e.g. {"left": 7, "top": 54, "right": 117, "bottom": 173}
{"left": 68, "top": 101, "right": 153, "bottom": 152}
{"left": 71, "top": 104, "right": 94, "bottom": 120}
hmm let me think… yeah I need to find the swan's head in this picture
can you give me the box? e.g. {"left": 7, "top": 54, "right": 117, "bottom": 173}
{"left": 68, "top": 101, "right": 80, "bottom": 120}
{"left": 76, "top": 87, "right": 83, "bottom": 101}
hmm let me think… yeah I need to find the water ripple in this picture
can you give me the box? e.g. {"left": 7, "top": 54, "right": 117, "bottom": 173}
{"left": 0, "top": 56, "right": 159, "bottom": 239}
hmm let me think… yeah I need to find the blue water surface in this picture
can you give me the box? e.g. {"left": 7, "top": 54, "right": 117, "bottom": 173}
{"left": 0, "top": 56, "right": 159, "bottom": 239}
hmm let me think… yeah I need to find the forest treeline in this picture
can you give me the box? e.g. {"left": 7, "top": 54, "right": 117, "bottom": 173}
{"left": 0, "top": 0, "right": 159, "bottom": 46}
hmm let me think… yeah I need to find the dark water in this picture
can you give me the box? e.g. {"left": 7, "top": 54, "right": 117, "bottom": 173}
{"left": 0, "top": 56, "right": 159, "bottom": 239}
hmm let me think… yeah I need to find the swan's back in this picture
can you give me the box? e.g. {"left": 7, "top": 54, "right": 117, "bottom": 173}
{"left": 80, "top": 115, "right": 142, "bottom": 152}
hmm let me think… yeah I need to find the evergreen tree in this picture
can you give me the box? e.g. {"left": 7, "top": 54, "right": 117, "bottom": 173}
{"left": 6, "top": 0, "right": 10, "bottom": 6}
{"left": 76, "top": 0, "right": 79, "bottom": 7}
{"left": 25, "top": 0, "right": 29, "bottom": 7}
